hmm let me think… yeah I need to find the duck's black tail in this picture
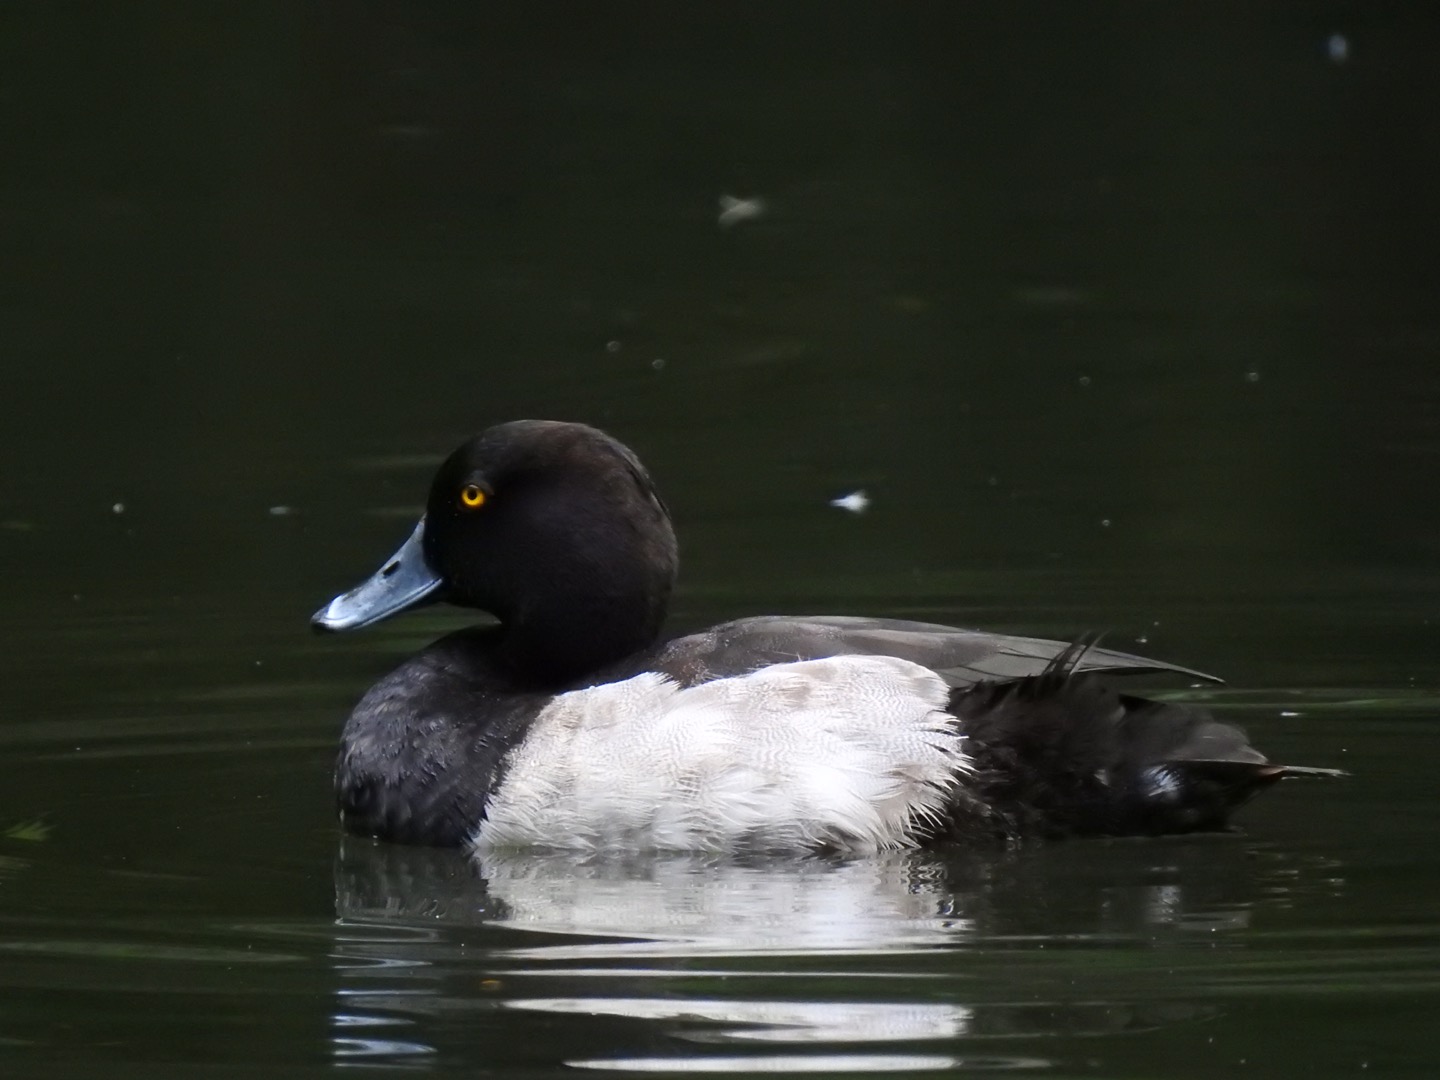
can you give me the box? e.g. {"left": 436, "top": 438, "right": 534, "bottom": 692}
{"left": 940, "top": 638, "right": 1346, "bottom": 843}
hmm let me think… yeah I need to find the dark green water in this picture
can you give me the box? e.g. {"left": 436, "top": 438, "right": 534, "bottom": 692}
{"left": 3, "top": 4, "right": 1440, "bottom": 1077}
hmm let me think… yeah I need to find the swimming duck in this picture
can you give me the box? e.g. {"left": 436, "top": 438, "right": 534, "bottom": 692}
{"left": 312, "top": 420, "right": 1341, "bottom": 851}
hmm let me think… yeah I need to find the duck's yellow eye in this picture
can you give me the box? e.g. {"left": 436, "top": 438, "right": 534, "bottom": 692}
{"left": 460, "top": 484, "right": 487, "bottom": 509}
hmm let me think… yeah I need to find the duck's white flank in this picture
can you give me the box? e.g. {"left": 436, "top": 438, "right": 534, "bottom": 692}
{"left": 472, "top": 655, "right": 969, "bottom": 853}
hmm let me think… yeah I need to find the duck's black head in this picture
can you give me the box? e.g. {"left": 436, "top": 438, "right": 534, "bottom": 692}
{"left": 312, "top": 421, "right": 678, "bottom": 684}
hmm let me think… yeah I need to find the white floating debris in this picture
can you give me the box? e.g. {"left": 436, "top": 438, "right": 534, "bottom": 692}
{"left": 111, "top": 502, "right": 125, "bottom": 515}
{"left": 718, "top": 194, "right": 766, "bottom": 229}
{"left": 605, "top": 340, "right": 622, "bottom": 354}
{"left": 1280, "top": 710, "right": 1302, "bottom": 718}
{"left": 830, "top": 490, "right": 870, "bottom": 514}
{"left": 651, "top": 357, "right": 666, "bottom": 371}
{"left": 1245, "top": 370, "right": 1261, "bottom": 383}
{"left": 1327, "top": 33, "right": 1350, "bottom": 64}
{"left": 268, "top": 505, "right": 294, "bottom": 517}
{"left": 1100, "top": 518, "right": 1112, "bottom": 528}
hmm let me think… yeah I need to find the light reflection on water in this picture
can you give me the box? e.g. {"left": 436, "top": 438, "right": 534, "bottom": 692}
{"left": 568, "top": 1053, "right": 1028, "bottom": 1073}
{"left": 325, "top": 840, "right": 1318, "bottom": 1072}
{"left": 479, "top": 850, "right": 966, "bottom": 956}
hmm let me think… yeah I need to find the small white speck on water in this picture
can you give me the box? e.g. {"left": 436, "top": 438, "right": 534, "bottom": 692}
{"left": 1078, "top": 375, "right": 1092, "bottom": 387}
{"left": 1136, "top": 635, "right": 1148, "bottom": 645}
{"left": 651, "top": 357, "right": 666, "bottom": 371}
{"left": 1281, "top": 710, "right": 1301, "bottom": 718}
{"left": 717, "top": 193, "right": 766, "bottom": 228}
{"left": 1328, "top": 33, "right": 1350, "bottom": 64}
{"left": 1100, "top": 518, "right": 1112, "bottom": 528}
{"left": 605, "top": 340, "right": 622, "bottom": 354}
{"left": 111, "top": 502, "right": 125, "bottom": 515}
{"left": 830, "top": 490, "right": 871, "bottom": 514}
{"left": 268, "top": 505, "right": 294, "bottom": 517}
{"left": 1245, "top": 370, "right": 1261, "bottom": 383}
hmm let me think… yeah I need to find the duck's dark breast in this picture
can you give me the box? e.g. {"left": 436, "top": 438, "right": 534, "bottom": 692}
{"left": 334, "top": 629, "right": 554, "bottom": 847}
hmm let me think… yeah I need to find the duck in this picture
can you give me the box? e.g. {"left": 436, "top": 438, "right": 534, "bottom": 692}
{"left": 312, "top": 420, "right": 1342, "bottom": 852}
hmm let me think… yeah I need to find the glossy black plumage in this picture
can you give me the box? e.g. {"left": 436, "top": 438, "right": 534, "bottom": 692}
{"left": 942, "top": 641, "right": 1342, "bottom": 841}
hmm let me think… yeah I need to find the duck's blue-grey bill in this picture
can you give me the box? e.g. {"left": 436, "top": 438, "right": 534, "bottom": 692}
{"left": 311, "top": 518, "right": 443, "bottom": 632}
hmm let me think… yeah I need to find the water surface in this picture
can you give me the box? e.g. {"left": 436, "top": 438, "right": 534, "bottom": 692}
{"left": 3, "top": 5, "right": 1439, "bottom": 1077}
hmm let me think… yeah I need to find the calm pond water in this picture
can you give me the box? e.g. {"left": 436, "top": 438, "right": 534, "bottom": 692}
{"left": 4, "top": 5, "right": 1440, "bottom": 1078}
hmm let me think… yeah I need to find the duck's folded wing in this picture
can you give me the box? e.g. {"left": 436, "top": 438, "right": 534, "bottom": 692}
{"left": 654, "top": 615, "right": 1219, "bottom": 688}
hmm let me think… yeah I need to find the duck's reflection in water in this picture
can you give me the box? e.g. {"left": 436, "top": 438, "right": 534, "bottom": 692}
{"left": 329, "top": 838, "right": 1340, "bottom": 1072}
